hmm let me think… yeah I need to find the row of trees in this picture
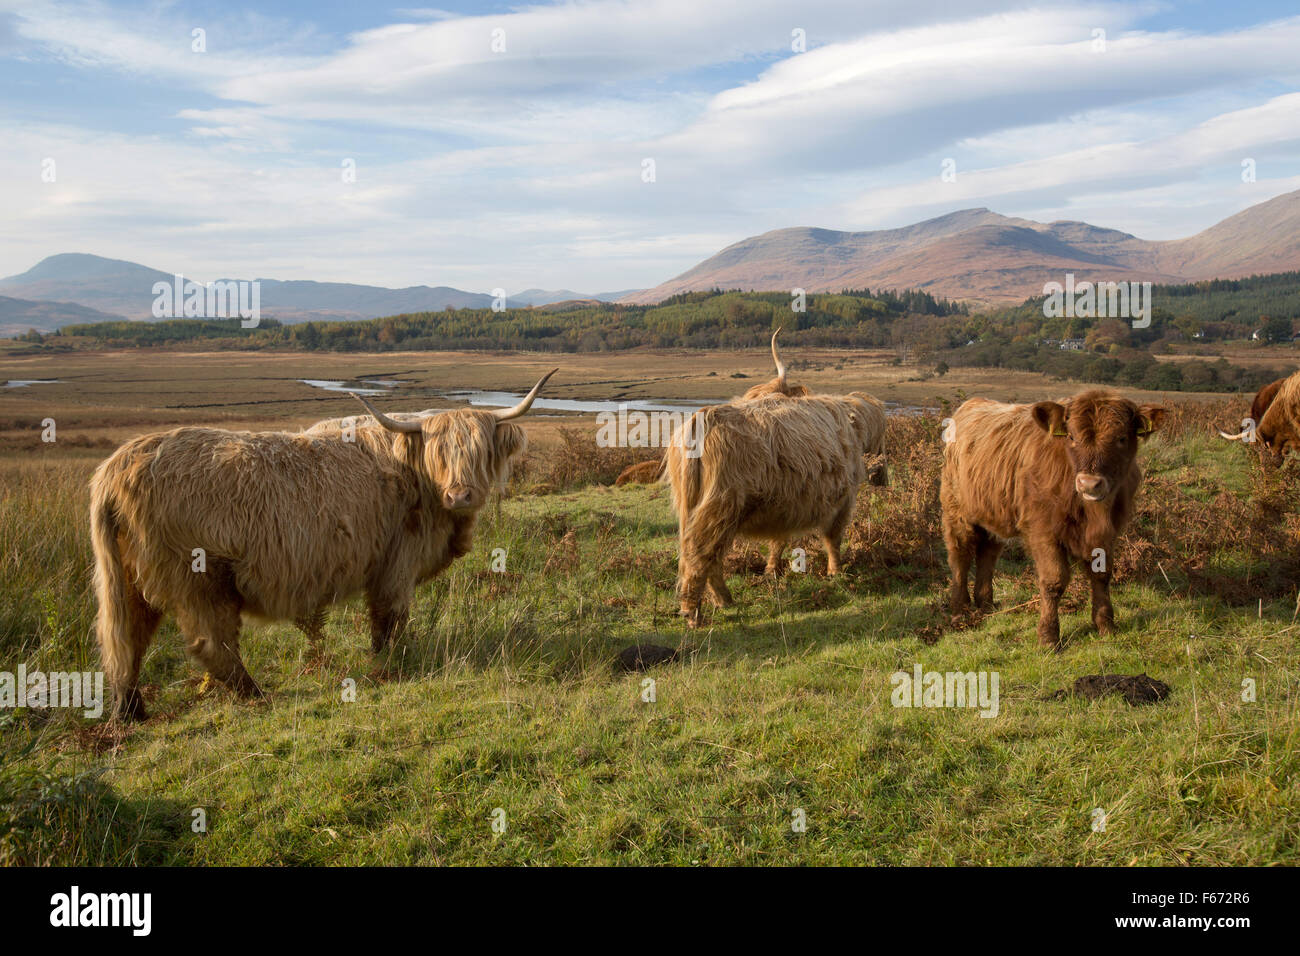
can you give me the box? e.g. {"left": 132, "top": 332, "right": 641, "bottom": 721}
{"left": 27, "top": 274, "right": 1300, "bottom": 394}
{"left": 46, "top": 289, "right": 968, "bottom": 353}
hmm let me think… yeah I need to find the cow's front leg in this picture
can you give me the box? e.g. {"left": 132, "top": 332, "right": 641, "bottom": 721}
{"left": 1086, "top": 552, "right": 1116, "bottom": 636}
{"left": 972, "top": 529, "right": 1004, "bottom": 612}
{"left": 367, "top": 558, "right": 418, "bottom": 652}
{"left": 295, "top": 608, "right": 327, "bottom": 644}
{"left": 1030, "top": 540, "right": 1071, "bottom": 648}
{"left": 943, "top": 512, "right": 975, "bottom": 615}
{"left": 367, "top": 600, "right": 409, "bottom": 653}
{"left": 706, "top": 565, "right": 734, "bottom": 607}
{"left": 448, "top": 513, "right": 476, "bottom": 560}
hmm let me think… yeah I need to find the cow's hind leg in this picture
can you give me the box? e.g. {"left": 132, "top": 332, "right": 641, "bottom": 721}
{"left": 972, "top": 528, "right": 1003, "bottom": 612}
{"left": 107, "top": 581, "right": 163, "bottom": 721}
{"left": 764, "top": 538, "right": 785, "bottom": 576}
{"left": 176, "top": 598, "right": 262, "bottom": 700}
{"left": 821, "top": 500, "right": 854, "bottom": 575}
{"left": 679, "top": 494, "right": 741, "bottom": 627}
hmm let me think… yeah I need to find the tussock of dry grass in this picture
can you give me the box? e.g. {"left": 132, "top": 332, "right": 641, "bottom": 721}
{"left": 517, "top": 427, "right": 661, "bottom": 493}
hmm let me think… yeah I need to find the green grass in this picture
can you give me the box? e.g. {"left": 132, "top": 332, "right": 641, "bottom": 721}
{"left": 2, "top": 430, "right": 1298, "bottom": 865}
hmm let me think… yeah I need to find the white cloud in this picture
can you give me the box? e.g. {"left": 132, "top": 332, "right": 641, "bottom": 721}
{"left": 1, "top": 0, "right": 1298, "bottom": 290}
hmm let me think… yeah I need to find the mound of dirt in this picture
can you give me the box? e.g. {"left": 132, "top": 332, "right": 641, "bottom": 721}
{"left": 613, "top": 644, "right": 681, "bottom": 672}
{"left": 1045, "top": 673, "right": 1171, "bottom": 705}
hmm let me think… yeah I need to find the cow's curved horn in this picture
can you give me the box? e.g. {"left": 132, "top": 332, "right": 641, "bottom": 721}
{"left": 771, "top": 327, "right": 787, "bottom": 386}
{"left": 1218, "top": 428, "right": 1248, "bottom": 441}
{"left": 350, "top": 393, "right": 421, "bottom": 433}
{"left": 493, "top": 368, "right": 558, "bottom": 421}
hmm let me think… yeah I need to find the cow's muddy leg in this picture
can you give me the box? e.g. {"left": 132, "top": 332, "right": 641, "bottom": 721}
{"left": 176, "top": 599, "right": 263, "bottom": 701}
{"left": 366, "top": 597, "right": 409, "bottom": 653}
{"left": 296, "top": 608, "right": 327, "bottom": 642}
{"left": 1086, "top": 554, "right": 1116, "bottom": 635}
{"left": 943, "top": 513, "right": 976, "bottom": 615}
{"left": 1031, "top": 541, "right": 1071, "bottom": 649}
{"left": 679, "top": 497, "right": 740, "bottom": 627}
{"left": 106, "top": 580, "right": 162, "bottom": 721}
{"left": 972, "top": 528, "right": 1003, "bottom": 612}
{"left": 295, "top": 607, "right": 328, "bottom": 665}
{"left": 367, "top": 563, "right": 415, "bottom": 652}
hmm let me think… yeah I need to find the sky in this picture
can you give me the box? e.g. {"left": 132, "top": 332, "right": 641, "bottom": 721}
{"left": 2, "top": 0, "right": 1299, "bottom": 293}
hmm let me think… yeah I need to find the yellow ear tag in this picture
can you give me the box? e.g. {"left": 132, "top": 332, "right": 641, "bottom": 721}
{"left": 1051, "top": 427, "right": 1068, "bottom": 437}
{"left": 1137, "top": 416, "right": 1153, "bottom": 436}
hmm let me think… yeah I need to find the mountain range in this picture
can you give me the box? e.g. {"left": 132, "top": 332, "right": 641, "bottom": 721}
{"left": 0, "top": 254, "right": 634, "bottom": 332}
{"left": 4, "top": 188, "right": 1300, "bottom": 332}
{"left": 620, "top": 188, "right": 1300, "bottom": 306}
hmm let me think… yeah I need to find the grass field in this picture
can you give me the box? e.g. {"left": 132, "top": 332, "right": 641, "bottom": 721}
{"left": 1, "top": 350, "right": 1297, "bottom": 865}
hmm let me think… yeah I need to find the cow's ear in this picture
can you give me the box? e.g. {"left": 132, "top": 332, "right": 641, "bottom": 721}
{"left": 1136, "top": 405, "right": 1167, "bottom": 438}
{"left": 1032, "top": 401, "right": 1068, "bottom": 437}
{"left": 494, "top": 422, "right": 528, "bottom": 462}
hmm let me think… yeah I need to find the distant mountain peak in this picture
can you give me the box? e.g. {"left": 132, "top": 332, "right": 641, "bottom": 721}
{"left": 621, "top": 189, "right": 1300, "bottom": 307}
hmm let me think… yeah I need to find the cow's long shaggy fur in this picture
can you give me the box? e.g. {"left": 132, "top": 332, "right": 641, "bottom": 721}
{"left": 1251, "top": 379, "right": 1285, "bottom": 427}
{"left": 665, "top": 392, "right": 886, "bottom": 626}
{"left": 91, "top": 409, "right": 528, "bottom": 719}
{"left": 940, "top": 389, "right": 1165, "bottom": 647}
{"left": 1254, "top": 372, "right": 1300, "bottom": 465}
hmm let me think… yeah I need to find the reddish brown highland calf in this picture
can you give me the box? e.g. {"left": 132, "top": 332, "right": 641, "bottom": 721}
{"left": 940, "top": 389, "right": 1166, "bottom": 647}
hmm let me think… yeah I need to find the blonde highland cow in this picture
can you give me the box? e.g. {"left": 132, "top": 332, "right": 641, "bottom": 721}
{"left": 90, "top": 371, "right": 555, "bottom": 719}
{"left": 665, "top": 391, "right": 887, "bottom": 626}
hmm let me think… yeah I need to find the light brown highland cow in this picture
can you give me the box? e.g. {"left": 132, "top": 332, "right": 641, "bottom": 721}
{"left": 940, "top": 389, "right": 1165, "bottom": 647}
{"left": 665, "top": 392, "right": 887, "bottom": 626}
{"left": 90, "top": 371, "right": 555, "bottom": 719}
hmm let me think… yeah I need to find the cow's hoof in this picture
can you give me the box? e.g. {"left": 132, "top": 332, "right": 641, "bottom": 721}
{"left": 231, "top": 677, "right": 267, "bottom": 701}
{"left": 112, "top": 691, "right": 148, "bottom": 723}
